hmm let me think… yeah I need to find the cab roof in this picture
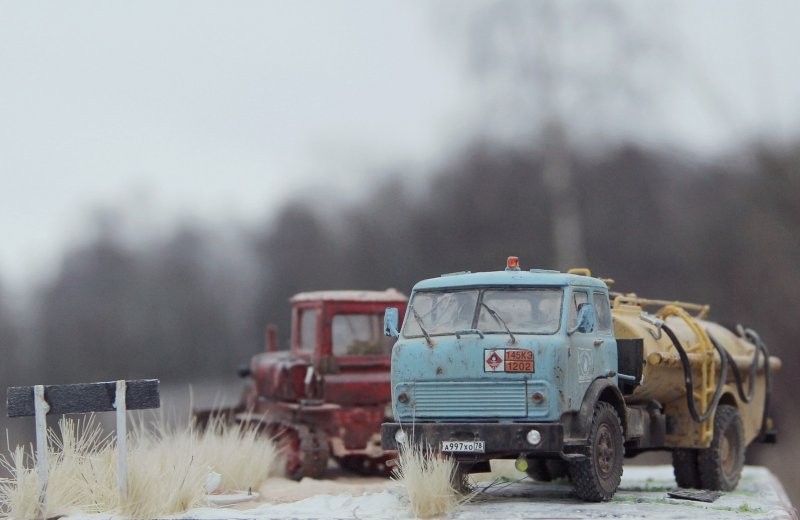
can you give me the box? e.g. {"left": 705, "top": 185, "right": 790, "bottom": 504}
{"left": 290, "top": 289, "right": 407, "bottom": 303}
{"left": 412, "top": 269, "right": 607, "bottom": 292}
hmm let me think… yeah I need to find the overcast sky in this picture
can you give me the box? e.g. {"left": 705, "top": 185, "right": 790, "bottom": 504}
{"left": 1, "top": 1, "right": 799, "bottom": 288}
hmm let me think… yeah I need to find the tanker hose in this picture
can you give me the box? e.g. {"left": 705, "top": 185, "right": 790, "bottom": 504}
{"left": 724, "top": 327, "right": 767, "bottom": 404}
{"left": 738, "top": 326, "right": 772, "bottom": 440}
{"left": 660, "top": 323, "right": 728, "bottom": 423}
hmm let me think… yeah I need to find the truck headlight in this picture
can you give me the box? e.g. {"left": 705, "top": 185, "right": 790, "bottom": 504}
{"left": 395, "top": 429, "right": 408, "bottom": 445}
{"left": 526, "top": 429, "right": 542, "bottom": 446}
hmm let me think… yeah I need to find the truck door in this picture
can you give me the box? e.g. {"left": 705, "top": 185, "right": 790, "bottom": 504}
{"left": 566, "top": 289, "right": 596, "bottom": 411}
{"left": 591, "top": 291, "right": 617, "bottom": 380}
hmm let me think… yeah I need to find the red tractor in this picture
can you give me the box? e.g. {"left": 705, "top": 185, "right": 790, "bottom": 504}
{"left": 200, "top": 289, "right": 407, "bottom": 480}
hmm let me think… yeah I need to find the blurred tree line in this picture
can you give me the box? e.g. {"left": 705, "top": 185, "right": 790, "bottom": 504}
{"left": 3, "top": 139, "right": 796, "bottom": 388}
{"left": 0, "top": 139, "right": 798, "bottom": 498}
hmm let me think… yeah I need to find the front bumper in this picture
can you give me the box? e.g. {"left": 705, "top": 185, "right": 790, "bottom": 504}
{"left": 381, "top": 421, "right": 564, "bottom": 458}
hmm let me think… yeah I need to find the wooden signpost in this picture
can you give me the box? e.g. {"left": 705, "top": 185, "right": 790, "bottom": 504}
{"left": 7, "top": 379, "right": 160, "bottom": 514}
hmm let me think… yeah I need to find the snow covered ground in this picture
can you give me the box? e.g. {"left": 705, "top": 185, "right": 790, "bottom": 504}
{"left": 65, "top": 465, "right": 796, "bottom": 520}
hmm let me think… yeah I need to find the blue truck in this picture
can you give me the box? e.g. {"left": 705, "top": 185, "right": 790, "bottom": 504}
{"left": 381, "top": 257, "right": 778, "bottom": 501}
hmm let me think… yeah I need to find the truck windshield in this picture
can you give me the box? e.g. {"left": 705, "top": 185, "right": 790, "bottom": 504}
{"left": 403, "top": 288, "right": 563, "bottom": 338}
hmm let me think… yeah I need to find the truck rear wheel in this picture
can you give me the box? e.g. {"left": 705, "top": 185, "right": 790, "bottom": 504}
{"left": 672, "top": 448, "right": 700, "bottom": 488}
{"left": 698, "top": 404, "right": 745, "bottom": 491}
{"left": 569, "top": 402, "right": 624, "bottom": 502}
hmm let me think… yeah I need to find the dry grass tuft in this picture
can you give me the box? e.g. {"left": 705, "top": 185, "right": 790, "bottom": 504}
{"left": 120, "top": 422, "right": 209, "bottom": 519}
{"left": 0, "top": 446, "right": 40, "bottom": 520}
{"left": 49, "top": 417, "right": 114, "bottom": 514}
{"left": 0, "top": 412, "right": 280, "bottom": 519}
{"left": 194, "top": 414, "right": 280, "bottom": 492}
{"left": 0, "top": 417, "right": 112, "bottom": 518}
{"left": 391, "top": 442, "right": 467, "bottom": 518}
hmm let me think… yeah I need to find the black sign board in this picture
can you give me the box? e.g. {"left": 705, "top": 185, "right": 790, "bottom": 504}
{"left": 7, "top": 379, "right": 160, "bottom": 417}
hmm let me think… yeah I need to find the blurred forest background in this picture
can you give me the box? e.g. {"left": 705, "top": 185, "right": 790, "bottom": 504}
{"left": 1, "top": 0, "right": 798, "bottom": 505}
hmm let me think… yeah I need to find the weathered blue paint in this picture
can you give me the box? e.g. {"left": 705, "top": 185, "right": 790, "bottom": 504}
{"left": 412, "top": 269, "right": 606, "bottom": 291}
{"left": 389, "top": 268, "right": 618, "bottom": 425}
{"left": 383, "top": 307, "right": 400, "bottom": 337}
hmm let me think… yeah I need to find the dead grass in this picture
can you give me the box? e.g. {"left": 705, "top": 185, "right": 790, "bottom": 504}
{"left": 391, "top": 442, "right": 467, "bottom": 518}
{"left": 193, "top": 414, "right": 280, "bottom": 492}
{"left": 0, "top": 446, "right": 39, "bottom": 520}
{"left": 0, "top": 413, "right": 280, "bottom": 519}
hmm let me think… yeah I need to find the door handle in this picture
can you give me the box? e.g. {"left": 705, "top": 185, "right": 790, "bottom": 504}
{"left": 593, "top": 339, "right": 604, "bottom": 347}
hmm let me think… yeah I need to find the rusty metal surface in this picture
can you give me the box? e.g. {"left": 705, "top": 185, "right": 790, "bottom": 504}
{"left": 215, "top": 289, "right": 409, "bottom": 479}
{"left": 290, "top": 289, "right": 406, "bottom": 303}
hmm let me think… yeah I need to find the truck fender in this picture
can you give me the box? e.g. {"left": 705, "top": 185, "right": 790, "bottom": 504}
{"left": 563, "top": 379, "right": 627, "bottom": 444}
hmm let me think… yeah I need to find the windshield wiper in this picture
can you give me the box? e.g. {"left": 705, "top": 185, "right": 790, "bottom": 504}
{"left": 481, "top": 302, "right": 516, "bottom": 344}
{"left": 410, "top": 305, "right": 433, "bottom": 347}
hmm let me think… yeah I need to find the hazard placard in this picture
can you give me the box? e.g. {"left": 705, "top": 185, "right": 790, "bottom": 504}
{"left": 484, "top": 349, "right": 505, "bottom": 371}
{"left": 484, "top": 349, "right": 534, "bottom": 373}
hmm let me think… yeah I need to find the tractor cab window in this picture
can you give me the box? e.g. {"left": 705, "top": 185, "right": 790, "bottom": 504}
{"left": 299, "top": 309, "right": 319, "bottom": 352}
{"left": 332, "top": 314, "right": 393, "bottom": 356}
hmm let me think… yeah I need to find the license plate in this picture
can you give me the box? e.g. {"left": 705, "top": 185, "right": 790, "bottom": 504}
{"left": 441, "top": 440, "right": 485, "bottom": 453}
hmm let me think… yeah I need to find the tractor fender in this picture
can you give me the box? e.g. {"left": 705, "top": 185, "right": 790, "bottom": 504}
{"left": 562, "top": 378, "right": 627, "bottom": 445}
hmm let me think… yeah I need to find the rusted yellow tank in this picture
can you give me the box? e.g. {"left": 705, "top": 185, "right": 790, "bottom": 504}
{"left": 612, "top": 294, "right": 781, "bottom": 449}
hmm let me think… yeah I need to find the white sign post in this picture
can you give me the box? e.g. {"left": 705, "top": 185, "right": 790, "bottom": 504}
{"left": 33, "top": 385, "right": 50, "bottom": 516}
{"left": 114, "top": 379, "right": 128, "bottom": 501}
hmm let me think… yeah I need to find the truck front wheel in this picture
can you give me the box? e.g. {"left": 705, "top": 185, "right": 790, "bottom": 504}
{"left": 569, "top": 402, "right": 624, "bottom": 501}
{"left": 698, "top": 404, "right": 745, "bottom": 491}
{"left": 450, "top": 462, "right": 473, "bottom": 495}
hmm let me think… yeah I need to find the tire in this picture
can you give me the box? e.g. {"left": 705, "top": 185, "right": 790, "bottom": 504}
{"left": 672, "top": 448, "right": 700, "bottom": 488}
{"left": 698, "top": 405, "right": 745, "bottom": 491}
{"left": 568, "top": 402, "right": 624, "bottom": 502}
{"left": 525, "top": 459, "right": 569, "bottom": 482}
{"left": 450, "top": 462, "right": 473, "bottom": 495}
{"left": 271, "top": 423, "right": 329, "bottom": 480}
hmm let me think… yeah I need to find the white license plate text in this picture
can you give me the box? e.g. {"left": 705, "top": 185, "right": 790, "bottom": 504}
{"left": 441, "top": 440, "right": 485, "bottom": 453}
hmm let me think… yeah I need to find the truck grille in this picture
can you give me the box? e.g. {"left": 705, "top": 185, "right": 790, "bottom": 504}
{"left": 404, "top": 381, "right": 527, "bottom": 419}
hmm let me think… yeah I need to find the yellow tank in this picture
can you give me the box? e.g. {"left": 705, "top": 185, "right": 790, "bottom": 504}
{"left": 611, "top": 294, "right": 780, "bottom": 448}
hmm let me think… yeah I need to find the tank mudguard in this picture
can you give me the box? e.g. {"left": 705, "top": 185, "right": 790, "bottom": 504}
{"left": 562, "top": 378, "right": 626, "bottom": 445}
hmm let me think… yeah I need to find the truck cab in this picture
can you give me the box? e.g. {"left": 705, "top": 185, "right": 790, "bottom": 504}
{"left": 382, "top": 259, "right": 620, "bottom": 455}
{"left": 386, "top": 261, "right": 617, "bottom": 422}
{"left": 382, "top": 257, "right": 634, "bottom": 501}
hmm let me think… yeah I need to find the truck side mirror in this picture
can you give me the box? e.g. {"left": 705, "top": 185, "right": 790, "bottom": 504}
{"left": 384, "top": 307, "right": 400, "bottom": 337}
{"left": 568, "top": 303, "right": 596, "bottom": 335}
